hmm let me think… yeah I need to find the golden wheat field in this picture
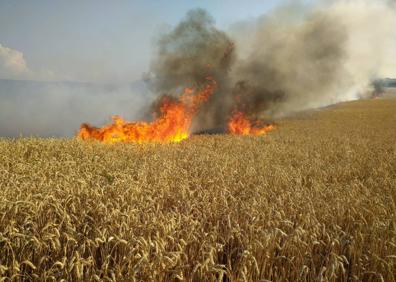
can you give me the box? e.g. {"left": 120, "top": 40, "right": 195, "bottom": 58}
{"left": 0, "top": 96, "right": 395, "bottom": 282}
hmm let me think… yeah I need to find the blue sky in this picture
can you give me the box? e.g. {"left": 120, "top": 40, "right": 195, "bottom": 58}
{"left": 0, "top": 0, "right": 286, "bottom": 82}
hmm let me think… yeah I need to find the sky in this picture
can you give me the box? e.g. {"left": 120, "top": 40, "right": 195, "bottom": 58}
{"left": 0, "top": 0, "right": 286, "bottom": 83}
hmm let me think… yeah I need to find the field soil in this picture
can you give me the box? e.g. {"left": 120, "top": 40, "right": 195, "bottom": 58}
{"left": 1, "top": 96, "right": 395, "bottom": 281}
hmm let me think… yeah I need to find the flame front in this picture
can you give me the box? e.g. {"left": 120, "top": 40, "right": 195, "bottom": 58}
{"left": 228, "top": 111, "right": 275, "bottom": 136}
{"left": 78, "top": 77, "right": 277, "bottom": 143}
{"left": 78, "top": 79, "right": 216, "bottom": 143}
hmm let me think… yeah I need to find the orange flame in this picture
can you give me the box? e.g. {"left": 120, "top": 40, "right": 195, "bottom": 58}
{"left": 228, "top": 111, "right": 275, "bottom": 136}
{"left": 78, "top": 79, "right": 216, "bottom": 143}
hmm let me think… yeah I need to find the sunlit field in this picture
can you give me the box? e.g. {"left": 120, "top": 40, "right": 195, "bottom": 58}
{"left": 0, "top": 96, "right": 395, "bottom": 281}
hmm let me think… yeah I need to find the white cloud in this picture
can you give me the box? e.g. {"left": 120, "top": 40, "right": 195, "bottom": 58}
{"left": 0, "top": 43, "right": 60, "bottom": 81}
{"left": 0, "top": 43, "right": 30, "bottom": 79}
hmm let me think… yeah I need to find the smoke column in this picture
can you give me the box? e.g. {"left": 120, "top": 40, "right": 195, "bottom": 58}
{"left": 149, "top": 0, "right": 396, "bottom": 132}
{"left": 229, "top": 0, "right": 396, "bottom": 119}
{"left": 148, "top": 8, "right": 235, "bottom": 131}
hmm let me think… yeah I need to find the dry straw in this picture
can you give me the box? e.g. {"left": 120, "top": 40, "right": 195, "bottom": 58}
{"left": 0, "top": 97, "right": 395, "bottom": 281}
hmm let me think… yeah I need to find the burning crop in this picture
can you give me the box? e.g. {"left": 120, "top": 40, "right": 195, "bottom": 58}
{"left": 228, "top": 111, "right": 275, "bottom": 136}
{"left": 78, "top": 79, "right": 218, "bottom": 143}
{"left": 78, "top": 82, "right": 276, "bottom": 143}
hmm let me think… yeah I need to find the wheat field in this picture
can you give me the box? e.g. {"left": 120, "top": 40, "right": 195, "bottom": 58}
{"left": 0, "top": 96, "right": 395, "bottom": 281}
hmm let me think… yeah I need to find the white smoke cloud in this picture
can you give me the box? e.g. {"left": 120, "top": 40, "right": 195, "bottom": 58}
{"left": 229, "top": 0, "right": 396, "bottom": 118}
{"left": 0, "top": 80, "right": 154, "bottom": 137}
{"left": 0, "top": 43, "right": 153, "bottom": 137}
{"left": 324, "top": 0, "right": 396, "bottom": 98}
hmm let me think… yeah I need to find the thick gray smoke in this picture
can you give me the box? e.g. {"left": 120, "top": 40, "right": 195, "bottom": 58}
{"left": 148, "top": 8, "right": 236, "bottom": 130}
{"left": 149, "top": 0, "right": 396, "bottom": 131}
{"left": 150, "top": 9, "right": 235, "bottom": 92}
{"left": 229, "top": 0, "right": 396, "bottom": 118}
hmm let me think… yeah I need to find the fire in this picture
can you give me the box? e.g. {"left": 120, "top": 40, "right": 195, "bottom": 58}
{"left": 228, "top": 111, "right": 275, "bottom": 136}
{"left": 78, "top": 77, "right": 276, "bottom": 144}
{"left": 78, "top": 79, "right": 216, "bottom": 143}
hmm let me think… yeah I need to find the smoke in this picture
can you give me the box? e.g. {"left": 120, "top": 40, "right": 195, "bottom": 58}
{"left": 0, "top": 43, "right": 155, "bottom": 138}
{"left": 0, "top": 80, "right": 154, "bottom": 137}
{"left": 149, "top": 0, "right": 396, "bottom": 131}
{"left": 230, "top": 0, "right": 396, "bottom": 118}
{"left": 148, "top": 8, "right": 236, "bottom": 130}
{"left": 149, "top": 9, "right": 234, "bottom": 91}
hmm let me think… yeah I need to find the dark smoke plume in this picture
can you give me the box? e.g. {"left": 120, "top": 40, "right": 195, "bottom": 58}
{"left": 148, "top": 8, "right": 236, "bottom": 131}
{"left": 149, "top": 1, "right": 396, "bottom": 131}
{"left": 150, "top": 9, "right": 234, "bottom": 91}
